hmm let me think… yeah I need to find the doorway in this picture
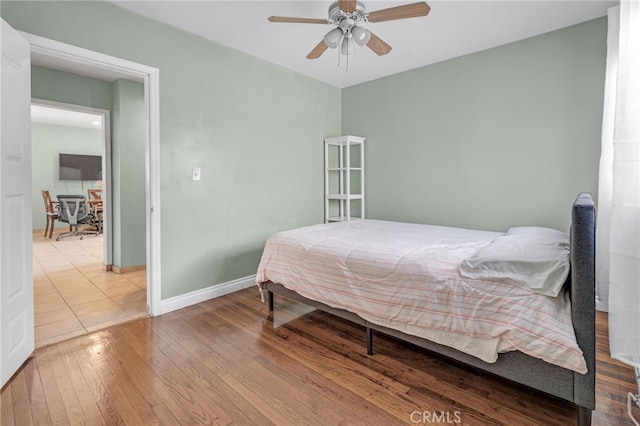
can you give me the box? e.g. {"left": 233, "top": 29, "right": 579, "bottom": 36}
{"left": 22, "top": 33, "right": 162, "bottom": 319}
{"left": 1, "top": 23, "right": 161, "bottom": 386}
{"left": 31, "top": 102, "right": 149, "bottom": 347}
{"left": 31, "top": 101, "right": 112, "bottom": 266}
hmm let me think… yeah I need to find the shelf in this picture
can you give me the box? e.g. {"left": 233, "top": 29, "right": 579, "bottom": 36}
{"left": 327, "top": 194, "right": 363, "bottom": 200}
{"left": 324, "top": 135, "right": 365, "bottom": 223}
{"left": 324, "top": 135, "right": 366, "bottom": 147}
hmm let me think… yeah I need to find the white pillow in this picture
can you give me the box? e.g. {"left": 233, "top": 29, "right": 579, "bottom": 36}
{"left": 507, "top": 226, "right": 569, "bottom": 242}
{"left": 459, "top": 231, "right": 570, "bottom": 297}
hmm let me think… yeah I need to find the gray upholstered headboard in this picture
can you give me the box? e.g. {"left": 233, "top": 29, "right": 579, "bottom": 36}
{"left": 570, "top": 192, "right": 596, "bottom": 409}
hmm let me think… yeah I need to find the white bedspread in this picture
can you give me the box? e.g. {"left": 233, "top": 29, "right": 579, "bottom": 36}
{"left": 256, "top": 219, "right": 587, "bottom": 374}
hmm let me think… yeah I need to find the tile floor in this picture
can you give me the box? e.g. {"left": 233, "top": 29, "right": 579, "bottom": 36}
{"left": 32, "top": 231, "right": 148, "bottom": 348}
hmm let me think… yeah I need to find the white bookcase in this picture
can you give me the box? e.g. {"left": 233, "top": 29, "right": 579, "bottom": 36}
{"left": 324, "top": 135, "right": 365, "bottom": 222}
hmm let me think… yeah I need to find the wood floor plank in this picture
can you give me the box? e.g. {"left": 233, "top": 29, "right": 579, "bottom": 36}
{"left": 52, "top": 343, "right": 107, "bottom": 426}
{"left": 20, "top": 357, "right": 51, "bottom": 426}
{"left": 229, "top": 294, "right": 554, "bottom": 425}
{"left": 245, "top": 296, "right": 532, "bottom": 424}
{"left": 215, "top": 299, "right": 469, "bottom": 424}
{"left": 171, "top": 306, "right": 396, "bottom": 424}
{"left": 76, "top": 334, "right": 128, "bottom": 425}
{"left": 253, "top": 351, "right": 403, "bottom": 425}
{"left": 32, "top": 348, "right": 71, "bottom": 426}
{"left": 154, "top": 318, "right": 260, "bottom": 425}
{"left": 44, "top": 345, "right": 89, "bottom": 424}
{"left": 1, "top": 381, "right": 15, "bottom": 426}
{"left": 1, "top": 289, "right": 636, "bottom": 425}
{"left": 112, "top": 324, "right": 188, "bottom": 425}
{"left": 191, "top": 301, "right": 370, "bottom": 425}
{"left": 376, "top": 338, "right": 574, "bottom": 425}
{"left": 0, "top": 386, "right": 19, "bottom": 425}
{"left": 219, "top": 371, "right": 316, "bottom": 426}
{"left": 77, "top": 336, "right": 151, "bottom": 426}
{"left": 181, "top": 351, "right": 273, "bottom": 425}
{"left": 126, "top": 327, "right": 225, "bottom": 424}
{"left": 7, "top": 364, "right": 34, "bottom": 426}
{"left": 188, "top": 309, "right": 330, "bottom": 425}
{"left": 95, "top": 325, "right": 183, "bottom": 424}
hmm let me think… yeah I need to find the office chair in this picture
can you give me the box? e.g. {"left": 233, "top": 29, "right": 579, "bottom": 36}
{"left": 55, "top": 195, "right": 98, "bottom": 241}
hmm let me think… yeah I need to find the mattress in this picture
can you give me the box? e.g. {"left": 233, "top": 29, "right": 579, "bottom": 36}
{"left": 256, "top": 219, "right": 587, "bottom": 374}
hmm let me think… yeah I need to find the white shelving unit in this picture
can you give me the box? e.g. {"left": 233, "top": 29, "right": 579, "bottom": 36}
{"left": 324, "top": 135, "right": 365, "bottom": 223}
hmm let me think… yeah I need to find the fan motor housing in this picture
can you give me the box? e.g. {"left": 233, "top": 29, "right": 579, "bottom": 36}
{"left": 328, "top": 1, "right": 367, "bottom": 23}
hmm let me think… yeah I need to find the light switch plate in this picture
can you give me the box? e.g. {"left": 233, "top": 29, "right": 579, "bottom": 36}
{"left": 192, "top": 167, "right": 201, "bottom": 181}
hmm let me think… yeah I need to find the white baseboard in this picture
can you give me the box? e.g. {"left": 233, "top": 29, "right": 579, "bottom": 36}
{"left": 596, "top": 300, "right": 609, "bottom": 312}
{"left": 157, "top": 274, "right": 257, "bottom": 316}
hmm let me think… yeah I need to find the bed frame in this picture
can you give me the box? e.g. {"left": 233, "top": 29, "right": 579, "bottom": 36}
{"left": 263, "top": 193, "right": 596, "bottom": 425}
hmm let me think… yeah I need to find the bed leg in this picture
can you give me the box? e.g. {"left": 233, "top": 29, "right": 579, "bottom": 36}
{"left": 577, "top": 406, "right": 592, "bottom": 426}
{"left": 366, "top": 326, "right": 373, "bottom": 355}
{"left": 268, "top": 291, "right": 274, "bottom": 312}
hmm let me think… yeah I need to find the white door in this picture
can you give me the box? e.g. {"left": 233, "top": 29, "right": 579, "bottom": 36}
{"left": 0, "top": 18, "right": 34, "bottom": 388}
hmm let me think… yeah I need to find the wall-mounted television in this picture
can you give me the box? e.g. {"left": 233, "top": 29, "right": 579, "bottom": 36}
{"left": 59, "top": 153, "right": 102, "bottom": 181}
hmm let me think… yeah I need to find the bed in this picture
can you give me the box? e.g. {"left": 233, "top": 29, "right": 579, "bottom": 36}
{"left": 256, "top": 193, "right": 595, "bottom": 425}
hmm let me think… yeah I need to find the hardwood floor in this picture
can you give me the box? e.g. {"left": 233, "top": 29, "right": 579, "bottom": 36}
{"left": 1, "top": 288, "right": 637, "bottom": 425}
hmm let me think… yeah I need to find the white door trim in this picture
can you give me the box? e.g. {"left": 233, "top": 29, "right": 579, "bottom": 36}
{"left": 21, "top": 32, "right": 162, "bottom": 316}
{"left": 31, "top": 99, "right": 113, "bottom": 267}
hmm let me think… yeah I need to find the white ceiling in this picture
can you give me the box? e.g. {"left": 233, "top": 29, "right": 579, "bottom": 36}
{"left": 110, "top": 0, "right": 616, "bottom": 88}
{"left": 31, "top": 105, "right": 103, "bottom": 129}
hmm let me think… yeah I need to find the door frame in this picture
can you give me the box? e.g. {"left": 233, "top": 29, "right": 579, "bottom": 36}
{"left": 21, "top": 31, "right": 162, "bottom": 315}
{"left": 31, "top": 100, "right": 113, "bottom": 267}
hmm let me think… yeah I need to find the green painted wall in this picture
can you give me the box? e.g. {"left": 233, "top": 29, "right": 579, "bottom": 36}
{"left": 111, "top": 79, "right": 146, "bottom": 268}
{"left": 343, "top": 18, "right": 606, "bottom": 232}
{"left": 31, "top": 66, "right": 110, "bottom": 233}
{"left": 32, "top": 66, "right": 112, "bottom": 111}
{"left": 31, "top": 123, "right": 102, "bottom": 230}
{"left": 30, "top": 66, "right": 146, "bottom": 269}
{"left": 2, "top": 1, "right": 342, "bottom": 299}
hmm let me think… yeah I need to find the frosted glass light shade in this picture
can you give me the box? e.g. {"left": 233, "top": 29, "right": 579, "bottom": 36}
{"left": 351, "top": 26, "right": 371, "bottom": 46}
{"left": 323, "top": 27, "right": 343, "bottom": 49}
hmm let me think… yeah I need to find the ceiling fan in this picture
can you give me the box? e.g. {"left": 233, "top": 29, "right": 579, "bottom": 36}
{"left": 268, "top": 1, "right": 431, "bottom": 60}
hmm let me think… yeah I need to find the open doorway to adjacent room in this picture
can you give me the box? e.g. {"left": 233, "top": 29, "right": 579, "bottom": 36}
{"left": 31, "top": 99, "right": 147, "bottom": 348}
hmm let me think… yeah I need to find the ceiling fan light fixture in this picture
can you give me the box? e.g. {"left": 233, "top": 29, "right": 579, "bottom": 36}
{"left": 340, "top": 33, "right": 356, "bottom": 55}
{"left": 351, "top": 25, "right": 371, "bottom": 46}
{"left": 270, "top": 1, "right": 430, "bottom": 61}
{"left": 323, "top": 27, "right": 344, "bottom": 49}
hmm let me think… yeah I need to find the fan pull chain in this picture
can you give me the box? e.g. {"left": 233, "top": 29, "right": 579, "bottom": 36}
{"left": 335, "top": 33, "right": 350, "bottom": 71}
{"left": 343, "top": 30, "right": 350, "bottom": 71}
{"left": 346, "top": 46, "right": 350, "bottom": 71}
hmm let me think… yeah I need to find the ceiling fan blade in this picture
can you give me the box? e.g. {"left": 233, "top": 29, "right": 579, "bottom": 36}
{"left": 367, "top": 2, "right": 431, "bottom": 23}
{"left": 268, "top": 16, "right": 328, "bottom": 24}
{"left": 339, "top": 0, "right": 357, "bottom": 13}
{"left": 307, "top": 40, "right": 329, "bottom": 59}
{"left": 366, "top": 32, "right": 392, "bottom": 56}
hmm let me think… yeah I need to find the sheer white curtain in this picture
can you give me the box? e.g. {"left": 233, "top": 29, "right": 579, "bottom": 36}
{"left": 598, "top": 2, "right": 640, "bottom": 369}
{"left": 596, "top": 6, "right": 618, "bottom": 309}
